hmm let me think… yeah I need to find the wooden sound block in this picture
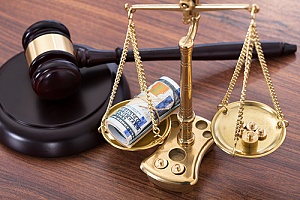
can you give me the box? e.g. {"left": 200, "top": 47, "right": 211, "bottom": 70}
{"left": 0, "top": 52, "right": 131, "bottom": 157}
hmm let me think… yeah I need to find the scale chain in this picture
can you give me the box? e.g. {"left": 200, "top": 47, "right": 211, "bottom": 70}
{"left": 129, "top": 19, "right": 161, "bottom": 137}
{"left": 217, "top": 4, "right": 288, "bottom": 154}
{"left": 220, "top": 25, "right": 251, "bottom": 110}
{"left": 100, "top": 18, "right": 132, "bottom": 132}
{"left": 100, "top": 10, "right": 161, "bottom": 139}
{"left": 253, "top": 28, "right": 287, "bottom": 126}
{"left": 130, "top": 22, "right": 147, "bottom": 92}
{"left": 233, "top": 20, "right": 255, "bottom": 151}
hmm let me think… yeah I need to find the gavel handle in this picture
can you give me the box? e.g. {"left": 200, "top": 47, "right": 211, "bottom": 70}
{"left": 75, "top": 42, "right": 296, "bottom": 68}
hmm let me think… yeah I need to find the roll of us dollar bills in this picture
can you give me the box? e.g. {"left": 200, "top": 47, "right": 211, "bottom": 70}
{"left": 105, "top": 76, "right": 180, "bottom": 148}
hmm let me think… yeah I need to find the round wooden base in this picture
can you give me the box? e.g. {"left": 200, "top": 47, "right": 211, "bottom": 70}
{"left": 0, "top": 52, "right": 130, "bottom": 157}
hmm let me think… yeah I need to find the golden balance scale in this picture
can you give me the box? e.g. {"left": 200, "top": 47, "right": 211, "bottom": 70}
{"left": 99, "top": 0, "right": 288, "bottom": 192}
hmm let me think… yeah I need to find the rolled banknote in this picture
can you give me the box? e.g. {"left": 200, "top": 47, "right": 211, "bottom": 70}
{"left": 105, "top": 76, "right": 180, "bottom": 148}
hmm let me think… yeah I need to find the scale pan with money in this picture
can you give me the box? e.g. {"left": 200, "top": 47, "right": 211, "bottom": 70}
{"left": 101, "top": 100, "right": 178, "bottom": 151}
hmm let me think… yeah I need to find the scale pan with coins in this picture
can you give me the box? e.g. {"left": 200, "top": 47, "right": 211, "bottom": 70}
{"left": 212, "top": 101, "right": 286, "bottom": 158}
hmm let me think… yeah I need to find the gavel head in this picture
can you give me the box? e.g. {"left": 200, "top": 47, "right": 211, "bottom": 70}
{"left": 22, "top": 20, "right": 81, "bottom": 100}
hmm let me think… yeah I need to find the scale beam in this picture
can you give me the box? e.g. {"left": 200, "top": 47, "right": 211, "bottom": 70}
{"left": 126, "top": 2, "right": 254, "bottom": 24}
{"left": 128, "top": 4, "right": 251, "bottom": 12}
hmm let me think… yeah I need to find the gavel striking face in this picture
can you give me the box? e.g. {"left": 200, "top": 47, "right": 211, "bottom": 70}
{"left": 23, "top": 20, "right": 83, "bottom": 100}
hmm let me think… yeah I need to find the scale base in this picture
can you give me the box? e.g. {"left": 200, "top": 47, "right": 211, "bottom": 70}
{"left": 140, "top": 114, "right": 214, "bottom": 192}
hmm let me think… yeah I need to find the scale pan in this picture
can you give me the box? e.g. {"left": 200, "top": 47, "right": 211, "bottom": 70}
{"left": 211, "top": 100, "right": 286, "bottom": 158}
{"left": 101, "top": 100, "right": 172, "bottom": 151}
